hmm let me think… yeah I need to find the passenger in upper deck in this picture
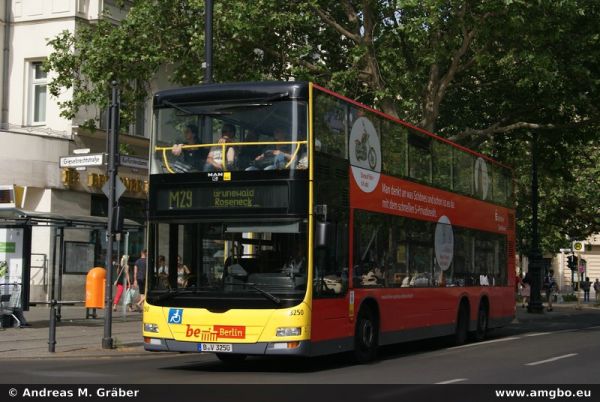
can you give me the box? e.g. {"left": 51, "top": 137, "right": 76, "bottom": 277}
{"left": 204, "top": 123, "right": 236, "bottom": 171}
{"left": 171, "top": 124, "right": 205, "bottom": 171}
{"left": 246, "top": 128, "right": 292, "bottom": 170}
{"left": 236, "top": 130, "right": 264, "bottom": 170}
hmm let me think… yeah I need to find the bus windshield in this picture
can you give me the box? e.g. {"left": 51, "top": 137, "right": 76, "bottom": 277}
{"left": 151, "top": 100, "right": 308, "bottom": 174}
{"left": 148, "top": 220, "right": 308, "bottom": 306}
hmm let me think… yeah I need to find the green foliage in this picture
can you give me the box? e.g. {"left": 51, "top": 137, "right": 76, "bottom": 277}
{"left": 46, "top": 0, "right": 600, "bottom": 255}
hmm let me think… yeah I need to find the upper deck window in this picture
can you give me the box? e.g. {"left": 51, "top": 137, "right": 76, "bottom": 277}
{"left": 151, "top": 100, "right": 308, "bottom": 174}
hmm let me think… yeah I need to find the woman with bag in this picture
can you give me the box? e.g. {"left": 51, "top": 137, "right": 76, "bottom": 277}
{"left": 520, "top": 272, "right": 531, "bottom": 308}
{"left": 112, "top": 255, "right": 130, "bottom": 311}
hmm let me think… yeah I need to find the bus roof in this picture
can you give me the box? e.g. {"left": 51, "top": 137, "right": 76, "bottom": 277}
{"left": 153, "top": 81, "right": 309, "bottom": 108}
{"left": 153, "top": 81, "right": 510, "bottom": 171}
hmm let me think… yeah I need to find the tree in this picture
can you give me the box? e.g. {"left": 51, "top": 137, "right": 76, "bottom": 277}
{"left": 46, "top": 0, "right": 600, "bottom": 254}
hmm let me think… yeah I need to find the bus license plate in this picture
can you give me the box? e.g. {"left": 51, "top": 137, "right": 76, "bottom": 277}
{"left": 199, "top": 343, "right": 233, "bottom": 353}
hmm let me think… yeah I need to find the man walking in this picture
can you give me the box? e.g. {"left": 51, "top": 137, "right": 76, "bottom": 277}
{"left": 581, "top": 277, "right": 591, "bottom": 303}
{"left": 543, "top": 270, "right": 557, "bottom": 312}
{"left": 133, "top": 249, "right": 147, "bottom": 311}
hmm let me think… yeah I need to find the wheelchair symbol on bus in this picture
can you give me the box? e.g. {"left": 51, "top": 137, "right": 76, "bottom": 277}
{"left": 168, "top": 308, "right": 183, "bottom": 324}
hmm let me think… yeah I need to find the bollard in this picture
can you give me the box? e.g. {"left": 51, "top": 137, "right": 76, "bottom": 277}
{"left": 48, "top": 300, "right": 57, "bottom": 353}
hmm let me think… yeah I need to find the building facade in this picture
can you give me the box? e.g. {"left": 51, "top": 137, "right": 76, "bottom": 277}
{"left": 553, "top": 235, "right": 600, "bottom": 298}
{"left": 0, "top": 1, "right": 155, "bottom": 302}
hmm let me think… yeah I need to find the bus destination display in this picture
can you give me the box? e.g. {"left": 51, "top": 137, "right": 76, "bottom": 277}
{"left": 157, "top": 184, "right": 288, "bottom": 211}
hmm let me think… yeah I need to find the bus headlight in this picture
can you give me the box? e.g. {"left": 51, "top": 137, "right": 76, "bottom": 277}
{"left": 276, "top": 327, "right": 301, "bottom": 337}
{"left": 144, "top": 323, "right": 159, "bottom": 333}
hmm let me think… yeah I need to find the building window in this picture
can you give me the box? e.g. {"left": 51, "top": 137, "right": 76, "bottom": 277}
{"left": 29, "top": 61, "right": 47, "bottom": 125}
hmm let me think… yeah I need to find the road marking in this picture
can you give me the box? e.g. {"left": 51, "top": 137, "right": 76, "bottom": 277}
{"left": 448, "top": 336, "right": 521, "bottom": 349}
{"left": 523, "top": 332, "right": 551, "bottom": 337}
{"left": 436, "top": 378, "right": 468, "bottom": 384}
{"left": 525, "top": 353, "right": 578, "bottom": 366}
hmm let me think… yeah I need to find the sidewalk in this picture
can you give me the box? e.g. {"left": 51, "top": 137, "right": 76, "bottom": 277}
{"left": 0, "top": 305, "right": 148, "bottom": 359}
{"left": 2, "top": 301, "right": 599, "bottom": 360}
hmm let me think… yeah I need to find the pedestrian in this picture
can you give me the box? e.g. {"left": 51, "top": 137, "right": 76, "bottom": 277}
{"left": 543, "top": 269, "right": 558, "bottom": 312}
{"left": 133, "top": 249, "right": 147, "bottom": 311}
{"left": 581, "top": 277, "right": 591, "bottom": 303}
{"left": 593, "top": 279, "right": 600, "bottom": 303}
{"left": 520, "top": 272, "right": 531, "bottom": 308}
{"left": 112, "top": 255, "right": 130, "bottom": 311}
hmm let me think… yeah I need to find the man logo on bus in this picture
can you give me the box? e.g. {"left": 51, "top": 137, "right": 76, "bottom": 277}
{"left": 168, "top": 308, "right": 183, "bottom": 324}
{"left": 349, "top": 115, "right": 381, "bottom": 193}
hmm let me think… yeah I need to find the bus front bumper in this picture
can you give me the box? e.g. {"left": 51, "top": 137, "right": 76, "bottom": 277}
{"left": 144, "top": 338, "right": 311, "bottom": 356}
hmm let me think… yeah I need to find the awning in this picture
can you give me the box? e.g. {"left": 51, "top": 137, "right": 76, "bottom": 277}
{"left": 0, "top": 208, "right": 142, "bottom": 230}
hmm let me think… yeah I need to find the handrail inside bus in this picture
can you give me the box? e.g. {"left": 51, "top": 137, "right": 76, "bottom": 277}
{"left": 155, "top": 140, "right": 308, "bottom": 173}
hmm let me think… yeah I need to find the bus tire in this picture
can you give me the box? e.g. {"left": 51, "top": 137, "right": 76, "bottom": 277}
{"left": 472, "top": 302, "right": 488, "bottom": 342}
{"left": 216, "top": 353, "right": 247, "bottom": 363}
{"left": 453, "top": 303, "right": 469, "bottom": 346}
{"left": 354, "top": 306, "right": 378, "bottom": 363}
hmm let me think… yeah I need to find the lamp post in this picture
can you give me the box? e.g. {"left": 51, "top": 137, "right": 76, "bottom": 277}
{"left": 102, "top": 82, "right": 120, "bottom": 348}
{"left": 204, "top": 0, "right": 213, "bottom": 84}
{"left": 527, "top": 131, "right": 544, "bottom": 313}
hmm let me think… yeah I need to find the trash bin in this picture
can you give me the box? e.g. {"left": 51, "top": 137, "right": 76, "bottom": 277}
{"left": 85, "top": 267, "right": 106, "bottom": 309}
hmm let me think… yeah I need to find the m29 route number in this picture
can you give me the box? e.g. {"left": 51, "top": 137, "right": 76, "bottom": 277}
{"left": 169, "top": 190, "right": 192, "bottom": 209}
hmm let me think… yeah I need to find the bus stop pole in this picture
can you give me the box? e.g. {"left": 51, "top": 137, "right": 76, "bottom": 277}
{"left": 102, "top": 82, "right": 119, "bottom": 349}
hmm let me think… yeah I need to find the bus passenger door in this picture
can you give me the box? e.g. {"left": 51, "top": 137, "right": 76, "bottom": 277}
{"left": 311, "top": 219, "right": 353, "bottom": 349}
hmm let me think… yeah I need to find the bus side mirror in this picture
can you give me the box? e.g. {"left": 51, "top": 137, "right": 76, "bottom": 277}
{"left": 316, "top": 222, "right": 334, "bottom": 247}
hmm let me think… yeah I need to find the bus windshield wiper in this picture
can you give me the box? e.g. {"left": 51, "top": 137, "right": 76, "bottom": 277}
{"left": 163, "top": 100, "right": 231, "bottom": 116}
{"left": 150, "top": 288, "right": 193, "bottom": 302}
{"left": 226, "top": 282, "right": 282, "bottom": 305}
{"left": 163, "top": 100, "right": 194, "bottom": 115}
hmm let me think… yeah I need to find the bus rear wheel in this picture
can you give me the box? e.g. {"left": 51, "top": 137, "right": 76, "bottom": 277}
{"left": 472, "top": 303, "right": 488, "bottom": 342}
{"left": 354, "top": 307, "right": 378, "bottom": 363}
{"left": 216, "top": 353, "right": 247, "bottom": 363}
{"left": 453, "top": 304, "right": 469, "bottom": 346}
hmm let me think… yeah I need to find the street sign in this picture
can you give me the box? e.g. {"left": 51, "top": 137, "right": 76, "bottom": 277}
{"left": 59, "top": 153, "right": 105, "bottom": 168}
{"left": 120, "top": 155, "right": 148, "bottom": 170}
{"left": 102, "top": 177, "right": 126, "bottom": 201}
{"left": 572, "top": 241, "right": 585, "bottom": 252}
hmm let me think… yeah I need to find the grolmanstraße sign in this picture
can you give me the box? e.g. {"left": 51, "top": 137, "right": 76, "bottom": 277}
{"left": 59, "top": 153, "right": 105, "bottom": 168}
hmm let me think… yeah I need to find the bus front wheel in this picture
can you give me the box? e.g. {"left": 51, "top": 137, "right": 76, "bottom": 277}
{"left": 354, "top": 307, "right": 378, "bottom": 363}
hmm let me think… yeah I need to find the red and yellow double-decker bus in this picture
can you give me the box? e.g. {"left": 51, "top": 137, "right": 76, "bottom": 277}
{"left": 142, "top": 82, "right": 515, "bottom": 362}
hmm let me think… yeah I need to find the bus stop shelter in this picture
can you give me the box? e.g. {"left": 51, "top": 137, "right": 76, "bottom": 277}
{"left": 0, "top": 208, "right": 143, "bottom": 312}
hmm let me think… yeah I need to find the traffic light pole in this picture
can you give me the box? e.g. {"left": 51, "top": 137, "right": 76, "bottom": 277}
{"left": 527, "top": 131, "right": 544, "bottom": 314}
{"left": 103, "top": 82, "right": 120, "bottom": 349}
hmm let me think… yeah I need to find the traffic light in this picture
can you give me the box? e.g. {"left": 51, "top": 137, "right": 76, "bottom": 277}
{"left": 567, "top": 255, "right": 578, "bottom": 271}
